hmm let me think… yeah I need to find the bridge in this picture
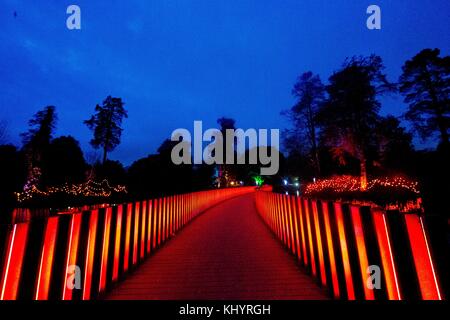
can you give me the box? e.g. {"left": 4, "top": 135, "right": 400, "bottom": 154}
{"left": 0, "top": 187, "right": 446, "bottom": 300}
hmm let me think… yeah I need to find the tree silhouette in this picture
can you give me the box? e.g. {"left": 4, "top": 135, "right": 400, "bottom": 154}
{"left": 41, "top": 136, "right": 87, "bottom": 187}
{"left": 399, "top": 48, "right": 449, "bottom": 149}
{"left": 217, "top": 117, "right": 237, "bottom": 187}
{"left": 21, "top": 106, "right": 57, "bottom": 179}
{"left": 85, "top": 96, "right": 128, "bottom": 164}
{"left": 0, "top": 145, "right": 26, "bottom": 219}
{"left": 282, "top": 71, "right": 325, "bottom": 176}
{"left": 93, "top": 160, "right": 127, "bottom": 185}
{"left": 375, "top": 116, "right": 414, "bottom": 172}
{"left": 127, "top": 139, "right": 193, "bottom": 198}
{"left": 318, "top": 55, "right": 395, "bottom": 189}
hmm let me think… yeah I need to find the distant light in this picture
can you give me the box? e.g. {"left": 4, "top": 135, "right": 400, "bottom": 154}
{"left": 296, "top": 191, "right": 299, "bottom": 196}
{"left": 283, "top": 179, "right": 288, "bottom": 186}
{"left": 285, "top": 192, "right": 288, "bottom": 195}
{"left": 313, "top": 177, "right": 316, "bottom": 183}
{"left": 294, "top": 182, "right": 299, "bottom": 187}
{"left": 253, "top": 175, "right": 264, "bottom": 187}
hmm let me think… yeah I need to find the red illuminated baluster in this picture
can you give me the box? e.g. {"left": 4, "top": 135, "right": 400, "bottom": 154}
{"left": 62, "top": 213, "right": 82, "bottom": 300}
{"left": 321, "top": 202, "right": 340, "bottom": 298}
{"left": 304, "top": 199, "right": 317, "bottom": 276}
{"left": 334, "top": 203, "right": 355, "bottom": 300}
{"left": 0, "top": 223, "right": 30, "bottom": 300}
{"left": 112, "top": 205, "right": 123, "bottom": 282}
{"left": 99, "top": 208, "right": 112, "bottom": 293}
{"left": 140, "top": 201, "right": 147, "bottom": 259}
{"left": 371, "top": 209, "right": 401, "bottom": 300}
{"left": 83, "top": 209, "right": 99, "bottom": 300}
{"left": 35, "top": 217, "right": 59, "bottom": 300}
{"left": 404, "top": 214, "right": 442, "bottom": 300}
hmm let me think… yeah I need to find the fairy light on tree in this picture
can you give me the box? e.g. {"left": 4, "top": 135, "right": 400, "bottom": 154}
{"left": 16, "top": 179, "right": 127, "bottom": 203}
{"left": 304, "top": 175, "right": 420, "bottom": 196}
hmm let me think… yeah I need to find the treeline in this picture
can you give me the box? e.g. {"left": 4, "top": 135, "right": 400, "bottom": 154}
{"left": 0, "top": 103, "right": 265, "bottom": 213}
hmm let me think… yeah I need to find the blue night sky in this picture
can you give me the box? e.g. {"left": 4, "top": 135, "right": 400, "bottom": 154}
{"left": 1, "top": 0, "right": 449, "bottom": 165}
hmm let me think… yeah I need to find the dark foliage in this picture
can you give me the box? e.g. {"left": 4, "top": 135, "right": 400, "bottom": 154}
{"left": 282, "top": 71, "right": 325, "bottom": 176}
{"left": 85, "top": 96, "right": 128, "bottom": 163}
{"left": 40, "top": 136, "right": 88, "bottom": 187}
{"left": 127, "top": 139, "right": 194, "bottom": 199}
{"left": 0, "top": 145, "right": 27, "bottom": 219}
{"left": 93, "top": 160, "right": 127, "bottom": 185}
{"left": 399, "top": 48, "right": 450, "bottom": 147}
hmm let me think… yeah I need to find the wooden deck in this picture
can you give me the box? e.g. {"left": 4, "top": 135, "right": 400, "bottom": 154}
{"left": 106, "top": 193, "right": 328, "bottom": 300}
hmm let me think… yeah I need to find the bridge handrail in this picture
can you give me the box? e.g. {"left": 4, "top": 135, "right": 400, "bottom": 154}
{"left": 254, "top": 189, "right": 446, "bottom": 300}
{"left": 0, "top": 186, "right": 255, "bottom": 300}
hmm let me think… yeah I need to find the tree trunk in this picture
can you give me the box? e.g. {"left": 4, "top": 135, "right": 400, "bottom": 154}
{"left": 313, "top": 147, "right": 321, "bottom": 177}
{"left": 360, "top": 157, "right": 367, "bottom": 190}
{"left": 103, "top": 148, "right": 108, "bottom": 164}
{"left": 437, "top": 116, "right": 449, "bottom": 146}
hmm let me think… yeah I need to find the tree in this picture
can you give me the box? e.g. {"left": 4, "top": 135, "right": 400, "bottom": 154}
{"left": 282, "top": 71, "right": 325, "bottom": 176}
{"left": 399, "top": 48, "right": 450, "bottom": 149}
{"left": 318, "top": 55, "right": 395, "bottom": 189}
{"left": 0, "top": 145, "right": 27, "bottom": 218}
{"left": 127, "top": 139, "right": 193, "bottom": 198}
{"left": 41, "top": 136, "right": 87, "bottom": 187}
{"left": 21, "top": 106, "right": 57, "bottom": 178}
{"left": 216, "top": 117, "right": 237, "bottom": 187}
{"left": 375, "top": 116, "right": 414, "bottom": 172}
{"left": 93, "top": 160, "right": 127, "bottom": 185}
{"left": 85, "top": 96, "right": 128, "bottom": 163}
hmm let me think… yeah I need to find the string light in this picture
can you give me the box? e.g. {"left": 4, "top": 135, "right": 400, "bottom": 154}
{"left": 15, "top": 179, "right": 127, "bottom": 203}
{"left": 303, "top": 175, "right": 422, "bottom": 212}
{"left": 303, "top": 175, "right": 420, "bottom": 196}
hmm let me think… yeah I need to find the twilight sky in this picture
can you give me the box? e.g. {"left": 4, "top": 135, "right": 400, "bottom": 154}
{"left": 1, "top": 0, "right": 449, "bottom": 165}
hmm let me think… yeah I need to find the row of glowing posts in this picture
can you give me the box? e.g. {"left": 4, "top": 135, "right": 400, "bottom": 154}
{"left": 0, "top": 187, "right": 255, "bottom": 300}
{"left": 255, "top": 190, "right": 443, "bottom": 300}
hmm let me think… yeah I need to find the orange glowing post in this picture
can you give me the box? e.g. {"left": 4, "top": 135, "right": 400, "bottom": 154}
{"left": 304, "top": 199, "right": 317, "bottom": 276}
{"left": 99, "top": 208, "right": 112, "bottom": 293}
{"left": 321, "top": 202, "right": 340, "bottom": 298}
{"left": 312, "top": 200, "right": 327, "bottom": 286}
{"left": 112, "top": 205, "right": 123, "bottom": 282}
{"left": 296, "top": 197, "right": 308, "bottom": 266}
{"left": 35, "top": 217, "right": 59, "bottom": 300}
{"left": 123, "top": 204, "right": 133, "bottom": 272}
{"left": 334, "top": 203, "right": 355, "bottom": 300}
{"left": 146, "top": 201, "right": 153, "bottom": 254}
{"left": 0, "top": 223, "right": 29, "bottom": 300}
{"left": 83, "top": 210, "right": 99, "bottom": 300}
{"left": 153, "top": 199, "right": 158, "bottom": 249}
{"left": 349, "top": 206, "right": 374, "bottom": 300}
{"left": 62, "top": 213, "right": 82, "bottom": 300}
{"left": 291, "top": 196, "right": 302, "bottom": 262}
{"left": 132, "top": 202, "right": 140, "bottom": 265}
{"left": 371, "top": 209, "right": 401, "bottom": 300}
{"left": 140, "top": 201, "right": 147, "bottom": 259}
{"left": 404, "top": 214, "right": 442, "bottom": 300}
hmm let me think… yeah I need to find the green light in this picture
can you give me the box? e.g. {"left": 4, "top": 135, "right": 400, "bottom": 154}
{"left": 253, "top": 175, "right": 264, "bottom": 187}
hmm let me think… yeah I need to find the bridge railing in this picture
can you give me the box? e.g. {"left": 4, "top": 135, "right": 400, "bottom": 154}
{"left": 0, "top": 186, "right": 255, "bottom": 300}
{"left": 255, "top": 190, "right": 447, "bottom": 300}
